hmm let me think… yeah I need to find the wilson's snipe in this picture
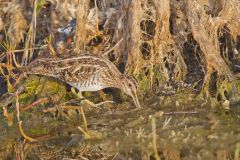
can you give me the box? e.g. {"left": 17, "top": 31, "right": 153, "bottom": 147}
{"left": 25, "top": 54, "right": 141, "bottom": 108}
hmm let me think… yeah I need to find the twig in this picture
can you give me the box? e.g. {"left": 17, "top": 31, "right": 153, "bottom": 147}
{"left": 18, "top": 121, "right": 37, "bottom": 142}
{"left": 16, "top": 90, "right": 20, "bottom": 122}
{"left": 151, "top": 117, "right": 160, "bottom": 160}
{"left": 3, "top": 106, "right": 13, "bottom": 126}
{"left": 80, "top": 107, "right": 88, "bottom": 132}
{"left": 15, "top": 90, "right": 37, "bottom": 142}
{"left": 22, "top": 0, "right": 38, "bottom": 65}
{"left": 12, "top": 46, "right": 46, "bottom": 53}
{"left": 163, "top": 111, "right": 202, "bottom": 115}
{"left": 102, "top": 38, "right": 123, "bottom": 56}
{"left": 13, "top": 74, "right": 25, "bottom": 88}
{"left": 94, "top": 0, "right": 99, "bottom": 33}
{"left": 43, "top": 105, "right": 82, "bottom": 113}
{"left": 78, "top": 126, "right": 91, "bottom": 139}
{"left": 20, "top": 98, "right": 48, "bottom": 111}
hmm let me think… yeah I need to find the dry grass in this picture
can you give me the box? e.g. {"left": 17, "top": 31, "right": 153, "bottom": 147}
{"left": 0, "top": 0, "right": 239, "bottom": 103}
{"left": 75, "top": 0, "right": 89, "bottom": 52}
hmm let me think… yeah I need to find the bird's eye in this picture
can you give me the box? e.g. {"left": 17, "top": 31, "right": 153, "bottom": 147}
{"left": 128, "top": 83, "right": 132, "bottom": 87}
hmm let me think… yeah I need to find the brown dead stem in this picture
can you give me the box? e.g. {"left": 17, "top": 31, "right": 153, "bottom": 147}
{"left": 186, "top": 0, "right": 234, "bottom": 94}
{"left": 43, "top": 105, "right": 82, "bottom": 113}
{"left": 75, "top": 0, "right": 90, "bottom": 52}
{"left": 44, "top": 36, "right": 56, "bottom": 57}
{"left": 217, "top": 1, "right": 240, "bottom": 42}
{"left": 151, "top": 116, "right": 160, "bottom": 160}
{"left": 127, "top": 0, "right": 142, "bottom": 74}
{"left": 20, "top": 98, "right": 48, "bottom": 111}
{"left": 0, "top": 1, "right": 28, "bottom": 46}
{"left": 94, "top": 0, "right": 99, "bottom": 34}
{"left": 18, "top": 121, "right": 37, "bottom": 142}
{"left": 80, "top": 107, "right": 88, "bottom": 132}
{"left": 78, "top": 126, "right": 91, "bottom": 139}
{"left": 16, "top": 91, "right": 37, "bottom": 142}
{"left": 22, "top": 0, "right": 38, "bottom": 65}
{"left": 153, "top": 0, "right": 172, "bottom": 81}
{"left": 3, "top": 106, "right": 13, "bottom": 126}
{"left": 77, "top": 107, "right": 91, "bottom": 139}
{"left": 157, "top": 0, "right": 186, "bottom": 82}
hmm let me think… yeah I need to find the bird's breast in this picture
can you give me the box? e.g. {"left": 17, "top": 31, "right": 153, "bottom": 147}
{"left": 68, "top": 82, "right": 104, "bottom": 91}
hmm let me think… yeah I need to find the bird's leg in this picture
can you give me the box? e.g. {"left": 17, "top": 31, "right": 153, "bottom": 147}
{"left": 71, "top": 88, "right": 114, "bottom": 107}
{"left": 99, "top": 90, "right": 107, "bottom": 101}
{"left": 76, "top": 91, "right": 99, "bottom": 107}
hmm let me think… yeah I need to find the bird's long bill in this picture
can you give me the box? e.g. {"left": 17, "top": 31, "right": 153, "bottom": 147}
{"left": 131, "top": 91, "right": 141, "bottom": 108}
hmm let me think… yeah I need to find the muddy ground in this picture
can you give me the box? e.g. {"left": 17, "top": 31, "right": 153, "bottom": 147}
{"left": 0, "top": 76, "right": 239, "bottom": 160}
{"left": 0, "top": 0, "right": 240, "bottom": 159}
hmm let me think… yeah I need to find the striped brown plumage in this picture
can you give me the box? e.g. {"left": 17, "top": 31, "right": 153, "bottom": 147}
{"left": 25, "top": 54, "right": 141, "bottom": 108}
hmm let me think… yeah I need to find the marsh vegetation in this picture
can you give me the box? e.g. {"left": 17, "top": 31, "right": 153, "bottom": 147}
{"left": 0, "top": 0, "right": 240, "bottom": 159}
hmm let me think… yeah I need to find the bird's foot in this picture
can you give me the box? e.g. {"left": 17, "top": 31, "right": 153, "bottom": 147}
{"left": 71, "top": 88, "right": 114, "bottom": 108}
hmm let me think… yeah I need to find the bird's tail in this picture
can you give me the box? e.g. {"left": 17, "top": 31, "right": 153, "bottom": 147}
{"left": 0, "top": 62, "right": 29, "bottom": 78}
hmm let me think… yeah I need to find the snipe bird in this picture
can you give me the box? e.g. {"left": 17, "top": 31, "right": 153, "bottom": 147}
{"left": 25, "top": 54, "right": 141, "bottom": 108}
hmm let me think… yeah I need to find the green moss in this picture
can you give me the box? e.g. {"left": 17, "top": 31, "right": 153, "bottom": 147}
{"left": 217, "top": 79, "right": 233, "bottom": 100}
{"left": 138, "top": 76, "right": 150, "bottom": 94}
{"left": 153, "top": 64, "right": 164, "bottom": 82}
{"left": 18, "top": 76, "right": 68, "bottom": 107}
{"left": 23, "top": 75, "right": 40, "bottom": 94}
{"left": 19, "top": 93, "right": 36, "bottom": 106}
{"left": 136, "top": 64, "right": 166, "bottom": 98}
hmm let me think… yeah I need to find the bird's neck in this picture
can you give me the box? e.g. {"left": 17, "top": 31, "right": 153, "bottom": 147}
{"left": 105, "top": 76, "right": 126, "bottom": 90}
